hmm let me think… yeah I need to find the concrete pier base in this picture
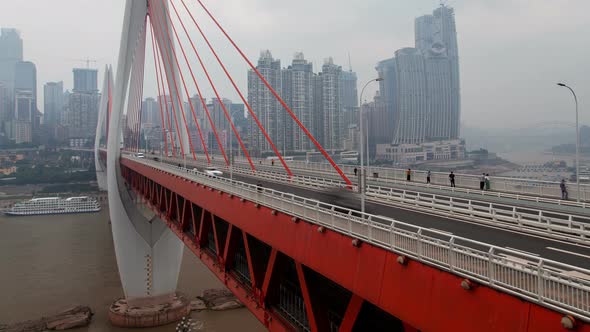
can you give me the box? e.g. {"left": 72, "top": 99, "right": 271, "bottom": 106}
{"left": 108, "top": 293, "right": 190, "bottom": 328}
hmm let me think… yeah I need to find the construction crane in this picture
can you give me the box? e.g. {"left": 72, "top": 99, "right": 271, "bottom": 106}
{"left": 70, "top": 58, "right": 99, "bottom": 69}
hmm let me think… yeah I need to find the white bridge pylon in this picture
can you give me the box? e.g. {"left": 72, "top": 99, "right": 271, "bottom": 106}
{"left": 95, "top": 65, "right": 112, "bottom": 191}
{"left": 105, "top": 0, "right": 187, "bottom": 299}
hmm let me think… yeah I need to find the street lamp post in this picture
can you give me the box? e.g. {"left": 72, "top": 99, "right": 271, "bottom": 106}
{"left": 557, "top": 83, "right": 581, "bottom": 202}
{"left": 359, "top": 77, "right": 383, "bottom": 215}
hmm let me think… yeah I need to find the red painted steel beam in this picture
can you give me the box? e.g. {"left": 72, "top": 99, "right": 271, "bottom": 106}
{"left": 295, "top": 263, "right": 319, "bottom": 332}
{"left": 127, "top": 176, "right": 292, "bottom": 331}
{"left": 122, "top": 159, "right": 590, "bottom": 332}
{"left": 242, "top": 230, "right": 258, "bottom": 290}
{"left": 338, "top": 295, "right": 363, "bottom": 332}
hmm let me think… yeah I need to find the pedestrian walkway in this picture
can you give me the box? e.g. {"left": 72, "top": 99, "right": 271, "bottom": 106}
{"left": 367, "top": 177, "right": 590, "bottom": 216}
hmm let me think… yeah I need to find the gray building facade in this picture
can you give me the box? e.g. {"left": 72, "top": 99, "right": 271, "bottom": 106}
{"left": 376, "top": 4, "right": 461, "bottom": 146}
{"left": 44, "top": 81, "right": 64, "bottom": 126}
{"left": 248, "top": 50, "right": 282, "bottom": 155}
{"left": 281, "top": 53, "right": 314, "bottom": 152}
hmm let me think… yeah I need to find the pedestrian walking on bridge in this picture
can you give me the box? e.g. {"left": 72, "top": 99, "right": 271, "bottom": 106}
{"left": 480, "top": 173, "right": 486, "bottom": 190}
{"left": 449, "top": 171, "right": 456, "bottom": 187}
{"left": 426, "top": 170, "right": 431, "bottom": 184}
{"left": 406, "top": 168, "right": 412, "bottom": 182}
{"left": 560, "top": 179, "right": 568, "bottom": 200}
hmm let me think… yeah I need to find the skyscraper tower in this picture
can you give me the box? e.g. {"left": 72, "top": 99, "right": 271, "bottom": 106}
{"left": 320, "top": 57, "right": 343, "bottom": 151}
{"left": 0, "top": 28, "right": 24, "bottom": 135}
{"left": 248, "top": 50, "right": 282, "bottom": 155}
{"left": 281, "top": 52, "right": 314, "bottom": 152}
{"left": 14, "top": 61, "right": 37, "bottom": 110}
{"left": 377, "top": 4, "right": 461, "bottom": 146}
{"left": 0, "top": 28, "right": 23, "bottom": 89}
{"left": 341, "top": 69, "right": 358, "bottom": 143}
{"left": 416, "top": 4, "right": 461, "bottom": 138}
{"left": 44, "top": 81, "right": 64, "bottom": 127}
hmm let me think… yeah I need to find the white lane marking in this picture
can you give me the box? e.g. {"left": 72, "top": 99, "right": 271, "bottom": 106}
{"left": 546, "top": 247, "right": 590, "bottom": 259}
{"left": 505, "top": 247, "right": 540, "bottom": 257}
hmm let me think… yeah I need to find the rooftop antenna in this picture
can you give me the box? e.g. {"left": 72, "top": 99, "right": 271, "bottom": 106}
{"left": 347, "top": 52, "right": 353, "bottom": 72}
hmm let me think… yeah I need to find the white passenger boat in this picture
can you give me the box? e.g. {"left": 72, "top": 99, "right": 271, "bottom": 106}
{"left": 5, "top": 196, "right": 101, "bottom": 216}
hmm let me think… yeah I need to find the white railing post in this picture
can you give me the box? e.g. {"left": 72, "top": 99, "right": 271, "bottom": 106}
{"left": 537, "top": 260, "right": 545, "bottom": 302}
{"left": 449, "top": 237, "right": 456, "bottom": 272}
{"left": 488, "top": 248, "right": 495, "bottom": 285}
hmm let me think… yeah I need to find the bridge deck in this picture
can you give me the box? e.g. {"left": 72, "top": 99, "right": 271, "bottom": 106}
{"left": 136, "top": 155, "right": 590, "bottom": 269}
{"left": 120, "top": 156, "right": 590, "bottom": 330}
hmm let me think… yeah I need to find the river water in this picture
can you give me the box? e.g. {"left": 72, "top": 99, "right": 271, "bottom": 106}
{"left": 0, "top": 209, "right": 264, "bottom": 332}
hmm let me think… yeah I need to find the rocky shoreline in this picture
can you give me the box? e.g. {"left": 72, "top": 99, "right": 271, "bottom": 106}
{"left": 190, "top": 289, "right": 244, "bottom": 312}
{"left": 0, "top": 289, "right": 242, "bottom": 332}
{"left": 0, "top": 306, "right": 93, "bottom": 332}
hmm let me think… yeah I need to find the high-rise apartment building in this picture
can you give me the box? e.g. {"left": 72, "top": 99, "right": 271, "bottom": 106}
{"left": 281, "top": 53, "right": 314, "bottom": 152}
{"left": 44, "top": 82, "right": 64, "bottom": 126}
{"left": 13, "top": 61, "right": 38, "bottom": 142}
{"left": 73, "top": 68, "right": 99, "bottom": 93}
{"left": 320, "top": 57, "right": 343, "bottom": 151}
{"left": 0, "top": 82, "right": 9, "bottom": 123}
{"left": 66, "top": 92, "right": 100, "bottom": 139}
{"left": 341, "top": 70, "right": 358, "bottom": 125}
{"left": 246, "top": 52, "right": 355, "bottom": 155}
{"left": 141, "top": 97, "right": 161, "bottom": 127}
{"left": 13, "top": 89, "right": 33, "bottom": 144}
{"left": 248, "top": 50, "right": 282, "bottom": 155}
{"left": 66, "top": 68, "right": 99, "bottom": 139}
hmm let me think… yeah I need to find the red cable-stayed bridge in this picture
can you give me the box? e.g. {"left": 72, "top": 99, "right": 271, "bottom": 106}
{"left": 93, "top": 1, "right": 590, "bottom": 331}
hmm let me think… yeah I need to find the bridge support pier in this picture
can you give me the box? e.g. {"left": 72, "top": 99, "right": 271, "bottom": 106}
{"left": 103, "top": 0, "right": 189, "bottom": 327}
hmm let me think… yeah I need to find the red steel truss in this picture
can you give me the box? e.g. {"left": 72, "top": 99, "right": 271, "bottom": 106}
{"left": 119, "top": 157, "right": 587, "bottom": 332}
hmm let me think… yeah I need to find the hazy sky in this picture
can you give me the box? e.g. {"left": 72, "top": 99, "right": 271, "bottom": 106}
{"left": 0, "top": 0, "right": 588, "bottom": 129}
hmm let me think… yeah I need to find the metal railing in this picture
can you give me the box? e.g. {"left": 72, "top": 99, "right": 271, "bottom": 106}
{"left": 159, "top": 157, "right": 590, "bottom": 245}
{"left": 366, "top": 185, "right": 590, "bottom": 245}
{"left": 128, "top": 157, "right": 590, "bottom": 321}
{"left": 198, "top": 152, "right": 590, "bottom": 204}
{"left": 155, "top": 152, "right": 589, "bottom": 209}
{"left": 242, "top": 160, "right": 590, "bottom": 209}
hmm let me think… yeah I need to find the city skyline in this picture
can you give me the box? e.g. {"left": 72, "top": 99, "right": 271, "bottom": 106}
{"left": 0, "top": 1, "right": 588, "bottom": 129}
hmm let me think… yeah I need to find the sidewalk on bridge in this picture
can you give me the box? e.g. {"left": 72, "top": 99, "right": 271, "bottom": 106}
{"left": 371, "top": 178, "right": 590, "bottom": 216}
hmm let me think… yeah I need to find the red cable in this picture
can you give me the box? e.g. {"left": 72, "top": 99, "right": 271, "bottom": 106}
{"left": 149, "top": 17, "right": 169, "bottom": 157}
{"left": 176, "top": 0, "right": 290, "bottom": 176}
{"left": 149, "top": 5, "right": 196, "bottom": 161}
{"left": 192, "top": 0, "right": 352, "bottom": 186}
{"left": 131, "top": 41, "right": 144, "bottom": 152}
{"left": 154, "top": 22, "right": 179, "bottom": 158}
{"left": 150, "top": 2, "right": 210, "bottom": 163}
{"left": 153, "top": 29, "right": 176, "bottom": 156}
{"left": 129, "top": 34, "right": 143, "bottom": 152}
{"left": 126, "top": 50, "right": 139, "bottom": 151}
{"left": 168, "top": 0, "right": 255, "bottom": 171}
{"left": 135, "top": 23, "right": 147, "bottom": 153}
{"left": 150, "top": 19, "right": 185, "bottom": 158}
